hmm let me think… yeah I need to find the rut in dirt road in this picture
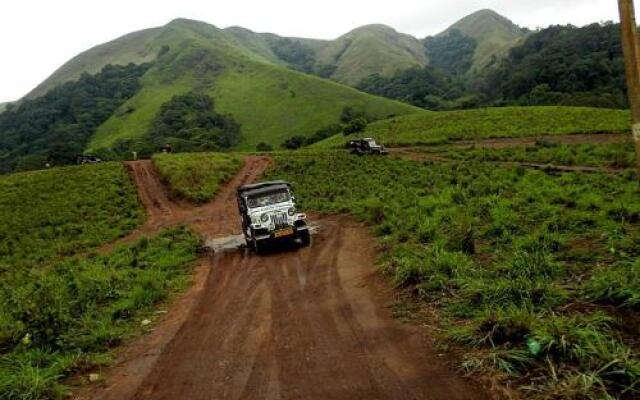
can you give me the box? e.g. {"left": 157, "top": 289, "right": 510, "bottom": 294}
{"left": 131, "top": 218, "right": 489, "bottom": 400}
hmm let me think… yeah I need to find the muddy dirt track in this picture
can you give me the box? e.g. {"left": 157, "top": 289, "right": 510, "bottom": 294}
{"left": 78, "top": 156, "right": 491, "bottom": 400}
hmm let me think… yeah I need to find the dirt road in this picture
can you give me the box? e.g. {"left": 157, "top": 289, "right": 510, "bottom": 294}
{"left": 451, "top": 132, "right": 630, "bottom": 149}
{"left": 79, "top": 157, "right": 491, "bottom": 400}
{"left": 390, "top": 132, "right": 632, "bottom": 173}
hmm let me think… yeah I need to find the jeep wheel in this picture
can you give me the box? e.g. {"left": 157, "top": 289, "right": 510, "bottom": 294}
{"left": 298, "top": 230, "right": 311, "bottom": 247}
{"left": 253, "top": 239, "right": 266, "bottom": 254}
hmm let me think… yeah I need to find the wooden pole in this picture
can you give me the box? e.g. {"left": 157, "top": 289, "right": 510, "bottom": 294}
{"left": 618, "top": 0, "right": 640, "bottom": 171}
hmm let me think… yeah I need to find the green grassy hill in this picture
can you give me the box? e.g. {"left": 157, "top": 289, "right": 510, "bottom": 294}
{"left": 225, "top": 24, "right": 428, "bottom": 86}
{"left": 314, "top": 24, "right": 428, "bottom": 86}
{"left": 313, "top": 106, "right": 631, "bottom": 147}
{"left": 437, "top": 9, "right": 527, "bottom": 72}
{"left": 0, "top": 102, "right": 7, "bottom": 114}
{"left": 86, "top": 19, "right": 418, "bottom": 152}
{"left": 27, "top": 28, "right": 162, "bottom": 99}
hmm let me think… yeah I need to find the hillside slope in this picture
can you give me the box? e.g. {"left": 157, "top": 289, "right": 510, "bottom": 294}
{"left": 23, "top": 9, "right": 524, "bottom": 101}
{"left": 27, "top": 28, "right": 162, "bottom": 99}
{"left": 436, "top": 9, "right": 526, "bottom": 72}
{"left": 85, "top": 19, "right": 418, "bottom": 152}
{"left": 313, "top": 106, "right": 631, "bottom": 147}
{"left": 315, "top": 25, "right": 428, "bottom": 85}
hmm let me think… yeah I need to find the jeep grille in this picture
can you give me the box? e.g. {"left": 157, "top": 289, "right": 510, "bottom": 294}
{"left": 270, "top": 212, "right": 288, "bottom": 229}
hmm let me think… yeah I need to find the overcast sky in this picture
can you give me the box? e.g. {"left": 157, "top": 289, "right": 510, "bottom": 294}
{"left": 0, "top": 0, "right": 627, "bottom": 103}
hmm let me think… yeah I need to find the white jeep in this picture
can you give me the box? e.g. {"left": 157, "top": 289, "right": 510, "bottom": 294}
{"left": 236, "top": 181, "right": 310, "bottom": 253}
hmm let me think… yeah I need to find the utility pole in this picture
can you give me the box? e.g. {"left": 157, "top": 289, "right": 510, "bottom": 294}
{"left": 618, "top": 0, "right": 640, "bottom": 171}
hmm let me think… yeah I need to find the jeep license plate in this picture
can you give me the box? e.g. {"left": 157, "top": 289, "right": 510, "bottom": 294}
{"left": 274, "top": 227, "right": 294, "bottom": 238}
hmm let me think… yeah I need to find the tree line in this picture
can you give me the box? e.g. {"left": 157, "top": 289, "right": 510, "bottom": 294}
{"left": 357, "top": 23, "right": 628, "bottom": 111}
{"left": 0, "top": 63, "right": 151, "bottom": 172}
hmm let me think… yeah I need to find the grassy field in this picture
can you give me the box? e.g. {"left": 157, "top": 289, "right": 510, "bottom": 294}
{"left": 153, "top": 152, "right": 244, "bottom": 203}
{"left": 0, "top": 163, "right": 144, "bottom": 272}
{"left": 313, "top": 106, "right": 631, "bottom": 148}
{"left": 426, "top": 141, "right": 637, "bottom": 169}
{"left": 0, "top": 228, "right": 199, "bottom": 399}
{"left": 266, "top": 152, "right": 640, "bottom": 399}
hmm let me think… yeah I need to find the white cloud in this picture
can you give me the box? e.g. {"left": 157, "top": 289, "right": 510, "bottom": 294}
{"left": 0, "top": 0, "right": 627, "bottom": 102}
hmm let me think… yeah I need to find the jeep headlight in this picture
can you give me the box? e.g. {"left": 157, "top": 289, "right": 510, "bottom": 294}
{"left": 260, "top": 213, "right": 269, "bottom": 223}
{"left": 288, "top": 207, "right": 295, "bottom": 216}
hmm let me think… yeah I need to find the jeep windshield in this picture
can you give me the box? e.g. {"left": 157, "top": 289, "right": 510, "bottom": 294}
{"left": 247, "top": 190, "right": 290, "bottom": 208}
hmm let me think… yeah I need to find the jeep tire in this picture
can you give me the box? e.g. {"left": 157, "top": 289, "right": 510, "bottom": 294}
{"left": 253, "top": 238, "right": 267, "bottom": 254}
{"left": 298, "top": 229, "right": 311, "bottom": 247}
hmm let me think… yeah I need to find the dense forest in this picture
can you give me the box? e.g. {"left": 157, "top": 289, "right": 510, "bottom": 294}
{"left": 148, "top": 92, "right": 241, "bottom": 152}
{"left": 357, "top": 22, "right": 627, "bottom": 111}
{"left": 267, "top": 38, "right": 336, "bottom": 78}
{"left": 356, "top": 67, "right": 474, "bottom": 110}
{"left": 486, "top": 22, "right": 627, "bottom": 109}
{"left": 0, "top": 63, "right": 150, "bottom": 172}
{"left": 424, "top": 29, "right": 478, "bottom": 76}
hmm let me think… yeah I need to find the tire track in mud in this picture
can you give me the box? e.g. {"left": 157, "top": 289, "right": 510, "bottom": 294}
{"left": 77, "top": 157, "right": 492, "bottom": 400}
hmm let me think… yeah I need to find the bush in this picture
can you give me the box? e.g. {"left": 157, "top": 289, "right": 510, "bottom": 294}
{"left": 255, "top": 142, "right": 273, "bottom": 152}
{"left": 343, "top": 118, "right": 368, "bottom": 136}
{"left": 281, "top": 136, "right": 306, "bottom": 150}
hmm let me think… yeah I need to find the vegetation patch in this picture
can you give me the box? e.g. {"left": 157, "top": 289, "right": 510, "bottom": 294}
{"left": 0, "top": 228, "right": 200, "bottom": 399}
{"left": 153, "top": 152, "right": 244, "bottom": 203}
{"left": 0, "top": 64, "right": 150, "bottom": 172}
{"left": 148, "top": 92, "right": 241, "bottom": 153}
{"left": 0, "top": 163, "right": 144, "bottom": 273}
{"left": 313, "top": 106, "right": 630, "bottom": 148}
{"left": 267, "top": 152, "right": 640, "bottom": 399}
{"left": 427, "top": 142, "right": 637, "bottom": 169}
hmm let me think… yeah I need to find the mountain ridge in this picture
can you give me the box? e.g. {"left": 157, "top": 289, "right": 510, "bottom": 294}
{"left": 24, "top": 9, "right": 524, "bottom": 99}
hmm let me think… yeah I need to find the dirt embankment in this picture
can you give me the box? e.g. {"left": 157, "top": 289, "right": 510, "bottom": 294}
{"left": 76, "top": 156, "right": 492, "bottom": 400}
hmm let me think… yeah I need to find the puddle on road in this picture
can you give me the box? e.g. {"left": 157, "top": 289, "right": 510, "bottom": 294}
{"left": 205, "top": 234, "right": 247, "bottom": 253}
{"left": 204, "top": 225, "right": 320, "bottom": 254}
